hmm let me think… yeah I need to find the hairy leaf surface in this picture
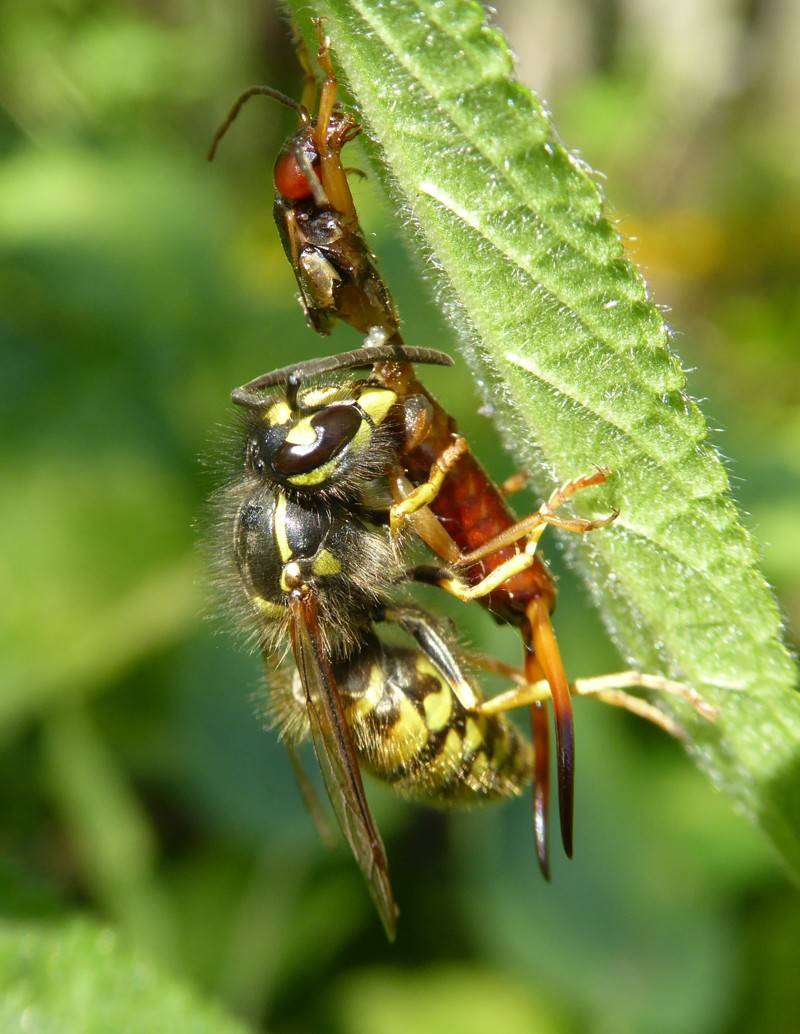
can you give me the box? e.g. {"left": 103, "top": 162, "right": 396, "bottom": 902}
{"left": 284, "top": 0, "right": 800, "bottom": 871}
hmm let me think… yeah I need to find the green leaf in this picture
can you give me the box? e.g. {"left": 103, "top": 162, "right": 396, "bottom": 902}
{"left": 42, "top": 704, "right": 177, "bottom": 964}
{"left": 334, "top": 965, "right": 565, "bottom": 1034}
{"left": 283, "top": 0, "right": 800, "bottom": 869}
{"left": 0, "top": 918, "right": 253, "bottom": 1034}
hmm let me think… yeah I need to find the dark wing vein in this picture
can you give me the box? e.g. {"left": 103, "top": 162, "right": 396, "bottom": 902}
{"left": 290, "top": 595, "right": 398, "bottom": 940}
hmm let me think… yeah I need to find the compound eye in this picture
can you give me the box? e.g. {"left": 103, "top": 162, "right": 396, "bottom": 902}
{"left": 274, "top": 150, "right": 314, "bottom": 200}
{"left": 273, "top": 406, "right": 362, "bottom": 478}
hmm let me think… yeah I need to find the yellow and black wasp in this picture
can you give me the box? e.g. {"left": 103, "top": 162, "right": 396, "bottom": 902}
{"left": 211, "top": 342, "right": 713, "bottom": 938}
{"left": 212, "top": 341, "right": 534, "bottom": 937}
{"left": 206, "top": 20, "right": 623, "bottom": 871}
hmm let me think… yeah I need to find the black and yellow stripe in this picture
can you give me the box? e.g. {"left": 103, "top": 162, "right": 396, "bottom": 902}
{"left": 337, "top": 643, "right": 533, "bottom": 805}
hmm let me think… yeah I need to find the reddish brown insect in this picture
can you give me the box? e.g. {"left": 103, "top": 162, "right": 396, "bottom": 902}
{"left": 370, "top": 357, "right": 619, "bottom": 874}
{"left": 208, "top": 20, "right": 398, "bottom": 339}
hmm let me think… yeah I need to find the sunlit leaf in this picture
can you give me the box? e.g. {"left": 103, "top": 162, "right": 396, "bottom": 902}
{"left": 0, "top": 918, "right": 253, "bottom": 1034}
{"left": 283, "top": 0, "right": 800, "bottom": 871}
{"left": 334, "top": 965, "right": 564, "bottom": 1034}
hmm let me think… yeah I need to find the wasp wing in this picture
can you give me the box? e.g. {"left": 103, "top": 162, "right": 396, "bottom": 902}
{"left": 289, "top": 595, "right": 398, "bottom": 940}
{"left": 283, "top": 743, "right": 338, "bottom": 849}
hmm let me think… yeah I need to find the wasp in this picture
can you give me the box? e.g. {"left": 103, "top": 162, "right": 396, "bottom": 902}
{"left": 208, "top": 20, "right": 398, "bottom": 338}
{"left": 210, "top": 23, "right": 714, "bottom": 886}
{"left": 213, "top": 341, "right": 527, "bottom": 938}
{"left": 214, "top": 346, "right": 714, "bottom": 937}
{"left": 206, "top": 24, "right": 588, "bottom": 869}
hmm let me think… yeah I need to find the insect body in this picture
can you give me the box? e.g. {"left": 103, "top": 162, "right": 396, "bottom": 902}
{"left": 211, "top": 23, "right": 716, "bottom": 928}
{"left": 230, "top": 336, "right": 618, "bottom": 877}
{"left": 215, "top": 343, "right": 456, "bottom": 938}
{"left": 208, "top": 26, "right": 596, "bottom": 871}
{"left": 217, "top": 393, "right": 532, "bottom": 937}
{"left": 373, "top": 358, "right": 616, "bottom": 873}
{"left": 216, "top": 346, "right": 714, "bottom": 938}
{"left": 274, "top": 623, "right": 534, "bottom": 807}
{"left": 216, "top": 474, "right": 400, "bottom": 935}
{"left": 208, "top": 23, "right": 398, "bottom": 338}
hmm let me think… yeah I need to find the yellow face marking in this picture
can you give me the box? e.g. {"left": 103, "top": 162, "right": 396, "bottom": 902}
{"left": 274, "top": 493, "right": 291, "bottom": 562}
{"left": 464, "top": 717, "right": 484, "bottom": 755}
{"left": 300, "top": 386, "right": 344, "bottom": 407}
{"left": 251, "top": 595, "right": 285, "bottom": 619}
{"left": 265, "top": 400, "right": 292, "bottom": 426}
{"left": 288, "top": 457, "right": 336, "bottom": 487}
{"left": 348, "top": 419, "right": 371, "bottom": 455}
{"left": 285, "top": 416, "right": 317, "bottom": 446}
{"left": 312, "top": 549, "right": 341, "bottom": 577}
{"left": 358, "top": 388, "right": 396, "bottom": 426}
{"left": 417, "top": 659, "right": 452, "bottom": 733}
{"left": 385, "top": 697, "right": 428, "bottom": 767}
{"left": 352, "top": 663, "right": 385, "bottom": 719}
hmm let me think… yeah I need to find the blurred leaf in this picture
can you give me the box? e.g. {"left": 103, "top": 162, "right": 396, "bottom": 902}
{"left": 450, "top": 711, "right": 745, "bottom": 1034}
{"left": 0, "top": 447, "right": 197, "bottom": 731}
{"left": 0, "top": 917, "right": 253, "bottom": 1034}
{"left": 284, "top": 0, "right": 800, "bottom": 872}
{"left": 42, "top": 703, "right": 176, "bottom": 963}
{"left": 334, "top": 965, "right": 565, "bottom": 1034}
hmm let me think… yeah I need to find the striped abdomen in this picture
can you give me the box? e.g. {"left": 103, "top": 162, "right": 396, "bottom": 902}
{"left": 336, "top": 638, "right": 533, "bottom": 805}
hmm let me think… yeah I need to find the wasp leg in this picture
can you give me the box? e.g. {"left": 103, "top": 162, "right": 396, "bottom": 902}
{"left": 456, "top": 469, "right": 618, "bottom": 567}
{"left": 521, "top": 648, "right": 552, "bottom": 878}
{"left": 419, "top": 547, "right": 543, "bottom": 603}
{"left": 379, "top": 605, "right": 479, "bottom": 711}
{"left": 294, "top": 30, "right": 318, "bottom": 114}
{"left": 293, "top": 145, "right": 330, "bottom": 209}
{"left": 530, "top": 697, "right": 551, "bottom": 879}
{"left": 285, "top": 744, "right": 338, "bottom": 848}
{"left": 388, "top": 470, "right": 461, "bottom": 564}
{"left": 475, "top": 671, "right": 716, "bottom": 732}
{"left": 570, "top": 671, "right": 718, "bottom": 728}
{"left": 311, "top": 19, "right": 358, "bottom": 221}
{"left": 389, "top": 436, "right": 469, "bottom": 537}
{"left": 500, "top": 472, "right": 528, "bottom": 497}
{"left": 527, "top": 599, "right": 574, "bottom": 860}
{"left": 282, "top": 207, "right": 303, "bottom": 268}
{"left": 461, "top": 651, "right": 527, "bottom": 682}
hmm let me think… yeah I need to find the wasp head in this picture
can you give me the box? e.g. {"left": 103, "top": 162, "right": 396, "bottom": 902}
{"left": 242, "top": 375, "right": 399, "bottom": 500}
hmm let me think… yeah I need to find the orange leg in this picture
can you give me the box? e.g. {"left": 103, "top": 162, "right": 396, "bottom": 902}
{"left": 388, "top": 469, "right": 461, "bottom": 564}
{"left": 311, "top": 19, "right": 358, "bottom": 221}
{"left": 500, "top": 472, "right": 528, "bottom": 497}
{"left": 456, "top": 469, "right": 617, "bottom": 567}
{"left": 294, "top": 31, "right": 318, "bottom": 113}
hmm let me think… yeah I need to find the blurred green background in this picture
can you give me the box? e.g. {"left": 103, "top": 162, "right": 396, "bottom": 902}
{"left": 1, "top": 1, "right": 799, "bottom": 1031}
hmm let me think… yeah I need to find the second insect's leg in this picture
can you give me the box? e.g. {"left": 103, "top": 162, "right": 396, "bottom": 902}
{"left": 389, "top": 436, "right": 469, "bottom": 536}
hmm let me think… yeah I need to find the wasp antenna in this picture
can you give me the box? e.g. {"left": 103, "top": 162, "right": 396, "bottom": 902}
{"left": 207, "top": 86, "right": 310, "bottom": 161}
{"left": 286, "top": 370, "right": 302, "bottom": 410}
{"left": 232, "top": 346, "right": 454, "bottom": 401}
